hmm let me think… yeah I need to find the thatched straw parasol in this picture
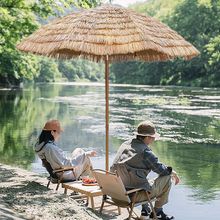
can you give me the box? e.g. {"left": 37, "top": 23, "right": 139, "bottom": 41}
{"left": 17, "top": 4, "right": 200, "bottom": 170}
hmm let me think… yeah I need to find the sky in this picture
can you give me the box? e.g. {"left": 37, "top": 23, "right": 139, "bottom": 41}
{"left": 107, "top": 0, "right": 145, "bottom": 7}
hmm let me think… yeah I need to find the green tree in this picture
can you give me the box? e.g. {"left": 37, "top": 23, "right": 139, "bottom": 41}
{"left": 0, "top": 0, "right": 100, "bottom": 86}
{"left": 37, "top": 59, "right": 61, "bottom": 82}
{"left": 58, "top": 59, "right": 104, "bottom": 82}
{"left": 205, "top": 35, "right": 220, "bottom": 86}
{"left": 0, "top": 1, "right": 39, "bottom": 85}
{"left": 131, "top": 0, "right": 183, "bottom": 20}
{"left": 165, "top": 0, "right": 220, "bottom": 86}
{"left": 112, "top": 0, "right": 220, "bottom": 87}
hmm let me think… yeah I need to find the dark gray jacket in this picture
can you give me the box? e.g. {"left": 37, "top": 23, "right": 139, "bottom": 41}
{"left": 110, "top": 138, "right": 171, "bottom": 191}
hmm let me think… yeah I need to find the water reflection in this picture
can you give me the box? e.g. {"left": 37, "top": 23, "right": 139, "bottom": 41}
{"left": 0, "top": 83, "right": 220, "bottom": 210}
{"left": 153, "top": 141, "right": 220, "bottom": 202}
{"left": 0, "top": 88, "right": 35, "bottom": 167}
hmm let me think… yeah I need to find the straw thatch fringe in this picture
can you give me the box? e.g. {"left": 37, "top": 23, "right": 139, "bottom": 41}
{"left": 17, "top": 4, "right": 200, "bottom": 62}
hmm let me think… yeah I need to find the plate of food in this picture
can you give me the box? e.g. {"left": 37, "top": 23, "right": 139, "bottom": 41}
{"left": 81, "top": 177, "right": 98, "bottom": 186}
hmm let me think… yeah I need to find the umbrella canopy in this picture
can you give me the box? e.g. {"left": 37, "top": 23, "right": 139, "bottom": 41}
{"left": 17, "top": 4, "right": 199, "bottom": 61}
{"left": 17, "top": 4, "right": 200, "bottom": 170}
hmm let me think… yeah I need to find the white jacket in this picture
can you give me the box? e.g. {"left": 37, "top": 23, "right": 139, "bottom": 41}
{"left": 35, "top": 141, "right": 88, "bottom": 180}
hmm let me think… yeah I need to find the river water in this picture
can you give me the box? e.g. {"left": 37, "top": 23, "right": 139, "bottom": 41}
{"left": 0, "top": 82, "right": 220, "bottom": 219}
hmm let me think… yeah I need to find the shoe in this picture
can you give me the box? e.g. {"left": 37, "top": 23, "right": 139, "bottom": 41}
{"left": 150, "top": 210, "right": 174, "bottom": 220}
{"left": 140, "top": 210, "right": 150, "bottom": 220}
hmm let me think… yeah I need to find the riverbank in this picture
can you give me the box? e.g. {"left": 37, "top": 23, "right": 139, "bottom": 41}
{"left": 0, "top": 163, "right": 104, "bottom": 220}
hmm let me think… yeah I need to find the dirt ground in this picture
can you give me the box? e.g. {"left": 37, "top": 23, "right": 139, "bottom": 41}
{"left": 0, "top": 163, "right": 107, "bottom": 220}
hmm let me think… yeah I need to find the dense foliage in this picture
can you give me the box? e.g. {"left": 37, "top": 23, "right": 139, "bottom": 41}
{"left": 0, "top": 0, "right": 101, "bottom": 86}
{"left": 1, "top": 0, "right": 220, "bottom": 87}
{"left": 111, "top": 0, "right": 220, "bottom": 87}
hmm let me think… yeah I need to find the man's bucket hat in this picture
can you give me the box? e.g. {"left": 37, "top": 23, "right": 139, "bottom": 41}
{"left": 134, "top": 120, "right": 160, "bottom": 139}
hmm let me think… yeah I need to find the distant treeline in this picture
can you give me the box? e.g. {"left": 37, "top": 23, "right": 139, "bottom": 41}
{"left": 111, "top": 0, "right": 220, "bottom": 87}
{"left": 0, "top": 0, "right": 219, "bottom": 87}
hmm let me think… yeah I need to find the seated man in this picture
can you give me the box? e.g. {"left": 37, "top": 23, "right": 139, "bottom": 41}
{"left": 35, "top": 119, "right": 96, "bottom": 181}
{"left": 110, "top": 120, "right": 179, "bottom": 220}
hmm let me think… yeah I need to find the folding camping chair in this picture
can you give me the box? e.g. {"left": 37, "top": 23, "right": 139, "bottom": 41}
{"left": 92, "top": 169, "right": 158, "bottom": 220}
{"left": 42, "top": 159, "right": 75, "bottom": 190}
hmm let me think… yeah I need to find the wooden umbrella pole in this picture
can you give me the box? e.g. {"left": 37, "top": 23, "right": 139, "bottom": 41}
{"left": 105, "top": 55, "right": 109, "bottom": 171}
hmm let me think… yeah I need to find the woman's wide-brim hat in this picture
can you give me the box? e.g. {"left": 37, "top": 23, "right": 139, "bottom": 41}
{"left": 43, "top": 119, "right": 64, "bottom": 132}
{"left": 134, "top": 121, "right": 160, "bottom": 139}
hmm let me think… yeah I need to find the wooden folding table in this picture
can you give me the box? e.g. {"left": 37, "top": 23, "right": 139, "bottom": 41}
{"left": 62, "top": 181, "right": 103, "bottom": 209}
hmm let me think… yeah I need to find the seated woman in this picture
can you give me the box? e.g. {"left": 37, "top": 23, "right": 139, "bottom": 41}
{"left": 34, "top": 119, "right": 96, "bottom": 181}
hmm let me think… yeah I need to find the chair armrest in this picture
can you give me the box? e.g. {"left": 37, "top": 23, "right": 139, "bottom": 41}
{"left": 53, "top": 166, "right": 75, "bottom": 173}
{"left": 126, "top": 188, "right": 144, "bottom": 195}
